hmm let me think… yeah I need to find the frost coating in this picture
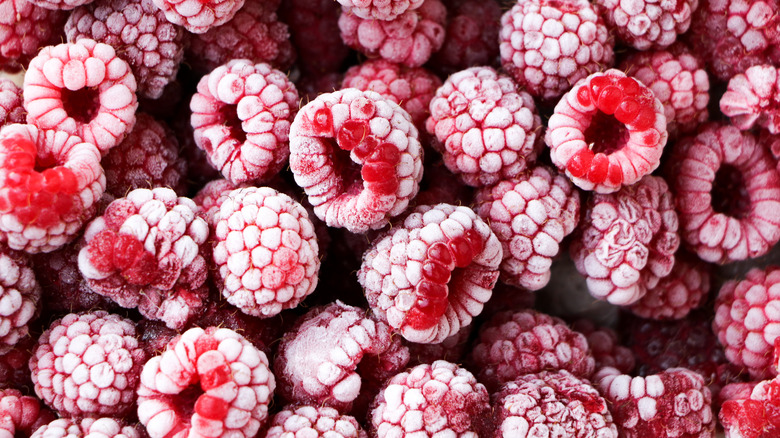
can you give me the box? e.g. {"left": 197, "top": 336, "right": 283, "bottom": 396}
{"left": 0, "top": 388, "right": 55, "bottom": 437}
{"left": 721, "top": 64, "right": 780, "bottom": 135}
{"left": 0, "top": 0, "right": 65, "bottom": 72}
{"left": 151, "top": 0, "right": 244, "bottom": 33}
{"left": 30, "top": 418, "right": 143, "bottom": 438}
{"left": 0, "top": 246, "right": 39, "bottom": 353}
{"left": 595, "top": 0, "right": 697, "bottom": 50}
{"left": 0, "top": 79, "right": 24, "bottom": 125}
{"left": 628, "top": 255, "right": 710, "bottom": 320}
{"left": 336, "top": 0, "right": 423, "bottom": 21}
{"left": 266, "top": 405, "right": 367, "bottom": 438}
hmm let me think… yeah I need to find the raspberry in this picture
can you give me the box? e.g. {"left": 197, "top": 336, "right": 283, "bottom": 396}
{"left": 30, "top": 417, "right": 143, "bottom": 438}
{"left": 151, "top": 0, "right": 244, "bottom": 34}
{"left": 136, "top": 326, "right": 275, "bottom": 438}
{"left": 23, "top": 39, "right": 138, "bottom": 154}
{"left": 29, "top": 310, "right": 147, "bottom": 418}
{"left": 336, "top": 0, "right": 423, "bottom": 21}
{"left": 358, "top": 204, "right": 502, "bottom": 343}
{"left": 0, "top": 388, "right": 55, "bottom": 436}
{"left": 494, "top": 370, "right": 618, "bottom": 437}
{"left": 425, "top": 66, "right": 543, "bottom": 187}
{"left": 668, "top": 123, "right": 780, "bottom": 264}
{"left": 25, "top": 0, "right": 90, "bottom": 11}
{"left": 0, "top": 335, "right": 35, "bottom": 388}
{"left": 212, "top": 186, "right": 320, "bottom": 318}
{"left": 190, "top": 59, "right": 298, "bottom": 185}
{"left": 194, "top": 300, "right": 284, "bottom": 356}
{"left": 279, "top": 0, "right": 348, "bottom": 75}
{"left": 288, "top": 88, "right": 423, "bottom": 233}
{"left": 0, "top": 245, "right": 39, "bottom": 353}
{"left": 0, "top": 0, "right": 66, "bottom": 72}
{"left": 596, "top": 367, "right": 715, "bottom": 437}
{"left": 571, "top": 319, "right": 635, "bottom": 374}
{"left": 620, "top": 44, "right": 710, "bottom": 139}
{"left": 64, "top": 0, "right": 186, "bottom": 100}
{"left": 720, "top": 64, "right": 780, "bottom": 135}
{"left": 428, "top": 0, "right": 501, "bottom": 75}
{"left": 0, "top": 78, "right": 24, "bottom": 125}
{"left": 468, "top": 309, "right": 595, "bottom": 392}
{"left": 77, "top": 187, "right": 210, "bottom": 329}
{"left": 0, "top": 124, "right": 105, "bottom": 253}
{"left": 369, "top": 360, "right": 491, "bottom": 437}
{"left": 266, "top": 405, "right": 367, "bottom": 438}
{"left": 720, "top": 378, "right": 780, "bottom": 438}
{"left": 475, "top": 164, "right": 580, "bottom": 291}
{"left": 545, "top": 69, "right": 668, "bottom": 193}
{"left": 595, "top": 0, "right": 697, "bottom": 50}
{"left": 570, "top": 175, "right": 680, "bottom": 306}
{"left": 101, "top": 113, "right": 187, "bottom": 197}
{"left": 193, "top": 178, "right": 248, "bottom": 225}
{"left": 499, "top": 0, "right": 614, "bottom": 102}
{"left": 338, "top": 0, "right": 447, "bottom": 68}
{"left": 628, "top": 254, "right": 711, "bottom": 320}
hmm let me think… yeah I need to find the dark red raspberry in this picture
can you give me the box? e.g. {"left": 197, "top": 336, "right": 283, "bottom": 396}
{"left": 193, "top": 299, "right": 284, "bottom": 356}
{"left": 412, "top": 158, "right": 473, "bottom": 208}
{"left": 0, "top": 78, "right": 24, "bottom": 125}
{"left": 720, "top": 378, "right": 780, "bottom": 438}
{"left": 0, "top": 0, "right": 65, "bottom": 72}
{"left": 595, "top": 0, "right": 697, "bottom": 50}
{"left": 0, "top": 335, "right": 35, "bottom": 388}
{"left": 279, "top": 0, "right": 348, "bottom": 75}
{"left": 545, "top": 69, "right": 668, "bottom": 193}
{"left": 265, "top": 405, "right": 367, "bottom": 438}
{"left": 572, "top": 318, "right": 636, "bottom": 374}
{"left": 30, "top": 417, "right": 145, "bottom": 437}
{"left": 0, "top": 244, "right": 39, "bottom": 353}
{"left": 429, "top": 0, "right": 501, "bottom": 75}
{"left": 336, "top": 0, "right": 423, "bottom": 21}
{"left": 405, "top": 324, "right": 471, "bottom": 367}
{"left": 480, "top": 281, "right": 536, "bottom": 320}
{"left": 628, "top": 254, "right": 712, "bottom": 320}
{"left": 0, "top": 388, "right": 55, "bottom": 437}
{"left": 151, "top": 0, "right": 244, "bottom": 34}
{"left": 720, "top": 64, "right": 780, "bottom": 135}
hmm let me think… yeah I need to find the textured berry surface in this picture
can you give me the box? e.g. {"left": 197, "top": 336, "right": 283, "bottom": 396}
{"left": 596, "top": 0, "right": 697, "bottom": 50}
{"left": 336, "top": 0, "right": 422, "bottom": 20}
{"left": 26, "top": 0, "right": 91, "bottom": 11}
{"left": 720, "top": 377, "right": 780, "bottom": 438}
{"left": 545, "top": 69, "right": 668, "bottom": 193}
{"left": 0, "top": 0, "right": 65, "bottom": 72}
{"left": 0, "top": 388, "right": 55, "bottom": 436}
{"left": 193, "top": 178, "right": 248, "bottom": 226}
{"left": 720, "top": 64, "right": 780, "bottom": 135}
{"left": 0, "top": 78, "right": 23, "bottom": 125}
{"left": 429, "top": 0, "right": 500, "bottom": 75}
{"left": 30, "top": 416, "right": 144, "bottom": 438}
{"left": 571, "top": 318, "right": 635, "bottom": 374}
{"left": 0, "top": 244, "right": 39, "bottom": 353}
{"left": 151, "top": 0, "right": 244, "bottom": 34}
{"left": 266, "top": 405, "right": 367, "bottom": 438}
{"left": 628, "top": 254, "right": 711, "bottom": 320}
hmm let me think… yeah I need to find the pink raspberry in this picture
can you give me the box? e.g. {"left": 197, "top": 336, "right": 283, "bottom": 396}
{"left": 358, "top": 204, "right": 502, "bottom": 343}
{"left": 620, "top": 44, "right": 710, "bottom": 139}
{"left": 0, "top": 0, "right": 65, "bottom": 72}
{"left": 494, "top": 370, "right": 618, "bottom": 437}
{"left": 720, "top": 64, "right": 780, "bottom": 134}
{"left": 428, "top": 0, "right": 501, "bottom": 75}
{"left": 628, "top": 254, "right": 711, "bottom": 320}
{"left": 190, "top": 59, "right": 298, "bottom": 186}
{"left": 23, "top": 39, "right": 138, "bottom": 154}
{"left": 0, "top": 245, "right": 39, "bottom": 353}
{"left": 499, "top": 0, "right": 614, "bottom": 102}
{"left": 338, "top": 0, "right": 447, "bottom": 68}
{"left": 336, "top": 0, "right": 423, "bottom": 20}
{"left": 77, "top": 187, "right": 210, "bottom": 329}
{"left": 137, "top": 326, "right": 275, "bottom": 438}
{"left": 425, "top": 66, "right": 543, "bottom": 187}
{"left": 0, "top": 78, "right": 24, "bottom": 125}
{"left": 151, "top": 0, "right": 244, "bottom": 34}
{"left": 279, "top": 0, "right": 348, "bottom": 75}
{"left": 64, "top": 0, "right": 186, "bottom": 100}
{"left": 29, "top": 310, "right": 147, "bottom": 418}
{"left": 595, "top": 0, "right": 697, "bottom": 50}
{"left": 266, "top": 405, "right": 367, "bottom": 438}
{"left": 288, "top": 88, "right": 423, "bottom": 233}
{"left": 545, "top": 69, "right": 668, "bottom": 193}
{"left": 596, "top": 367, "right": 715, "bottom": 437}
{"left": 570, "top": 175, "right": 680, "bottom": 306}
{"left": 668, "top": 123, "right": 780, "bottom": 264}
{"left": 475, "top": 165, "right": 580, "bottom": 291}
{"left": 30, "top": 417, "right": 144, "bottom": 438}
{"left": 571, "top": 319, "right": 635, "bottom": 374}
{"left": 369, "top": 360, "right": 491, "bottom": 437}
{"left": 720, "top": 378, "right": 780, "bottom": 438}
{"left": 0, "top": 387, "right": 55, "bottom": 436}
{"left": 193, "top": 178, "right": 248, "bottom": 225}
{"left": 0, "top": 123, "right": 105, "bottom": 253}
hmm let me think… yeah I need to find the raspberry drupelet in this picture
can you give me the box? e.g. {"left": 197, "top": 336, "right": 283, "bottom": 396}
{"left": 30, "top": 418, "right": 144, "bottom": 438}
{"left": 151, "top": 0, "right": 244, "bottom": 34}
{"left": 668, "top": 123, "right": 780, "bottom": 264}
{"left": 336, "top": 0, "right": 422, "bottom": 21}
{"left": 475, "top": 164, "right": 580, "bottom": 291}
{"left": 0, "top": 388, "right": 55, "bottom": 436}
{"left": 0, "top": 78, "right": 24, "bottom": 125}
{"left": 136, "top": 326, "right": 275, "bottom": 438}
{"left": 0, "top": 123, "right": 105, "bottom": 253}
{"left": 265, "top": 405, "right": 367, "bottom": 438}
{"left": 545, "top": 69, "right": 668, "bottom": 193}
{"left": 192, "top": 177, "right": 248, "bottom": 226}
{"left": 720, "top": 64, "right": 780, "bottom": 135}
{"left": 595, "top": 0, "right": 697, "bottom": 50}
{"left": 0, "top": 0, "right": 66, "bottom": 72}
{"left": 428, "top": 0, "right": 501, "bottom": 76}
{"left": 190, "top": 59, "right": 298, "bottom": 186}
{"left": 499, "top": 0, "right": 614, "bottom": 102}
{"left": 720, "top": 377, "right": 780, "bottom": 437}
{"left": 23, "top": 39, "right": 138, "bottom": 154}
{"left": 425, "top": 66, "right": 543, "bottom": 188}
{"left": 628, "top": 254, "right": 711, "bottom": 320}
{"left": 77, "top": 187, "right": 210, "bottom": 329}
{"left": 288, "top": 88, "right": 424, "bottom": 233}
{"left": 0, "top": 245, "right": 39, "bottom": 353}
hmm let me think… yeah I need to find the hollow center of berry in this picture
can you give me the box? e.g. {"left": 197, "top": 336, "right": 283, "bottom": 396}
{"left": 712, "top": 164, "right": 749, "bottom": 218}
{"left": 61, "top": 87, "right": 100, "bottom": 124}
{"left": 171, "top": 385, "right": 201, "bottom": 421}
{"left": 326, "top": 138, "right": 363, "bottom": 193}
{"left": 219, "top": 104, "right": 247, "bottom": 144}
{"left": 583, "top": 112, "right": 629, "bottom": 155}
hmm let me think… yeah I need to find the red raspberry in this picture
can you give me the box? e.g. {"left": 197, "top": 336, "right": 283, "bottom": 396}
{"left": 30, "top": 417, "right": 144, "bottom": 438}
{"left": 628, "top": 254, "right": 711, "bottom": 320}
{"left": 23, "top": 39, "right": 138, "bottom": 154}
{"left": 151, "top": 0, "right": 244, "bottom": 34}
{"left": 499, "top": 0, "right": 614, "bottom": 102}
{"left": 0, "top": 388, "right": 55, "bottom": 436}
{"left": 64, "top": 0, "right": 186, "bottom": 100}
{"left": 493, "top": 370, "right": 618, "bottom": 437}
{"left": 29, "top": 310, "right": 147, "bottom": 418}
{"left": 620, "top": 44, "right": 710, "bottom": 139}
{"left": 720, "top": 64, "right": 780, "bottom": 135}
{"left": 425, "top": 66, "right": 543, "bottom": 187}
{"left": 0, "top": 124, "right": 105, "bottom": 253}
{"left": 358, "top": 204, "right": 502, "bottom": 343}
{"left": 193, "top": 178, "right": 248, "bottom": 225}
{"left": 279, "top": 0, "right": 348, "bottom": 75}
{"left": 288, "top": 88, "right": 423, "bottom": 233}
{"left": 595, "top": 0, "right": 697, "bottom": 50}
{"left": 266, "top": 405, "right": 367, "bottom": 438}
{"left": 136, "top": 326, "right": 275, "bottom": 438}
{"left": 77, "top": 187, "right": 210, "bottom": 329}
{"left": 428, "top": 0, "right": 501, "bottom": 76}
{"left": 570, "top": 175, "right": 680, "bottom": 306}
{"left": 720, "top": 377, "right": 780, "bottom": 438}
{"left": 190, "top": 59, "right": 298, "bottom": 185}
{"left": 668, "top": 123, "right": 780, "bottom": 264}
{"left": 338, "top": 0, "right": 447, "bottom": 68}
{"left": 0, "top": 78, "right": 24, "bottom": 125}
{"left": 0, "top": 0, "right": 65, "bottom": 72}
{"left": 596, "top": 367, "right": 715, "bottom": 437}
{"left": 475, "top": 165, "right": 580, "bottom": 291}
{"left": 336, "top": 0, "right": 423, "bottom": 21}
{"left": 0, "top": 245, "right": 39, "bottom": 353}
{"left": 545, "top": 69, "right": 668, "bottom": 193}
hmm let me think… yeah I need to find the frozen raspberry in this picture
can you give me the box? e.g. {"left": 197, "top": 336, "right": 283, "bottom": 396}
{"left": 288, "top": 88, "right": 423, "bottom": 233}
{"left": 190, "top": 59, "right": 298, "bottom": 186}
{"left": 468, "top": 309, "right": 595, "bottom": 392}
{"left": 628, "top": 254, "right": 711, "bottom": 320}
{"left": 279, "top": 0, "right": 347, "bottom": 76}
{"left": 720, "top": 64, "right": 780, "bottom": 135}
{"left": 687, "top": 0, "right": 780, "bottom": 81}
{"left": 0, "top": 335, "right": 35, "bottom": 388}
{"left": 0, "top": 388, "right": 55, "bottom": 436}
{"left": 0, "top": 245, "right": 39, "bottom": 353}
{"left": 595, "top": 0, "right": 697, "bottom": 50}
{"left": 29, "top": 310, "right": 147, "bottom": 418}
{"left": 194, "top": 299, "right": 284, "bottom": 356}
{"left": 475, "top": 165, "right": 580, "bottom": 291}
{"left": 545, "top": 69, "right": 668, "bottom": 193}
{"left": 425, "top": 66, "right": 542, "bottom": 187}
{"left": 428, "top": 0, "right": 500, "bottom": 76}
{"left": 151, "top": 0, "right": 244, "bottom": 34}
{"left": 570, "top": 175, "right": 680, "bottom": 306}
{"left": 0, "top": 0, "right": 66, "bottom": 72}
{"left": 338, "top": 0, "right": 446, "bottom": 68}
{"left": 370, "top": 360, "right": 491, "bottom": 437}
{"left": 137, "top": 326, "right": 275, "bottom": 438}
{"left": 187, "top": 0, "right": 296, "bottom": 74}
{"left": 23, "top": 39, "right": 138, "bottom": 154}
{"left": 64, "top": 0, "right": 186, "bottom": 100}
{"left": 266, "top": 405, "right": 367, "bottom": 438}
{"left": 359, "top": 204, "right": 501, "bottom": 343}
{"left": 193, "top": 178, "right": 247, "bottom": 225}
{"left": 668, "top": 123, "right": 780, "bottom": 264}
{"left": 596, "top": 367, "right": 715, "bottom": 437}
{"left": 720, "top": 377, "right": 780, "bottom": 438}
{"left": 0, "top": 124, "right": 105, "bottom": 253}
{"left": 77, "top": 187, "right": 210, "bottom": 329}
{"left": 406, "top": 324, "right": 471, "bottom": 367}
{"left": 499, "top": 0, "right": 614, "bottom": 102}
{"left": 336, "top": 0, "right": 422, "bottom": 20}
{"left": 0, "top": 78, "right": 24, "bottom": 125}
{"left": 30, "top": 417, "right": 143, "bottom": 438}
{"left": 620, "top": 44, "right": 710, "bottom": 139}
